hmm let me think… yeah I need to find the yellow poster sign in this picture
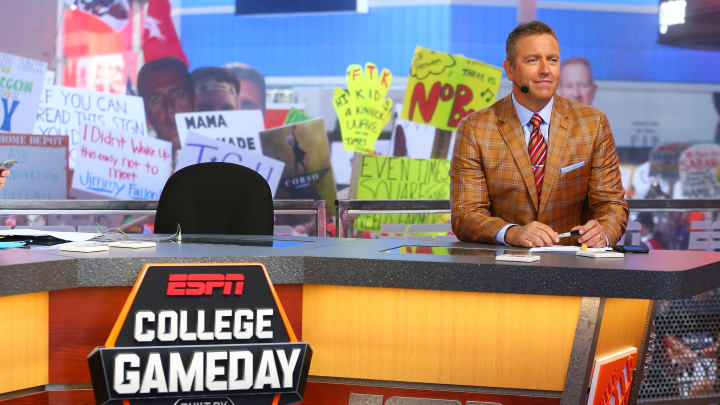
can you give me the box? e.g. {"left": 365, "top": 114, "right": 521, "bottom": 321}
{"left": 354, "top": 155, "right": 449, "bottom": 232}
{"left": 401, "top": 46, "right": 502, "bottom": 131}
{"left": 333, "top": 63, "right": 393, "bottom": 153}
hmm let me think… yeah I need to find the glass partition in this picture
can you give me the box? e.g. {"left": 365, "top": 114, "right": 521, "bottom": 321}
{"left": 0, "top": 199, "right": 326, "bottom": 237}
{"left": 336, "top": 199, "right": 720, "bottom": 251}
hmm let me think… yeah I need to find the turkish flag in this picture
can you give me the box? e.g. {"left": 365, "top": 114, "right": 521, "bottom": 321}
{"left": 142, "top": 0, "right": 188, "bottom": 65}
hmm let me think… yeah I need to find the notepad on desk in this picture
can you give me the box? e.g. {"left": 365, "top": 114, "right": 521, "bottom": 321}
{"left": 576, "top": 250, "right": 624, "bottom": 258}
{"left": 108, "top": 241, "right": 157, "bottom": 249}
{"left": 495, "top": 254, "right": 540, "bottom": 262}
{"left": 59, "top": 243, "right": 109, "bottom": 253}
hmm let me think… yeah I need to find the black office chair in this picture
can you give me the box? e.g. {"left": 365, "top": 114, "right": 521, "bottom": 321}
{"left": 154, "top": 162, "right": 274, "bottom": 235}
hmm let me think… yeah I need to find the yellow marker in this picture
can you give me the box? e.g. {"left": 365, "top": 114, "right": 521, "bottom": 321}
{"left": 581, "top": 243, "right": 588, "bottom": 250}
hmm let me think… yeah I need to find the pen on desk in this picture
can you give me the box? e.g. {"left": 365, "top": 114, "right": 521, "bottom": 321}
{"left": 558, "top": 230, "right": 581, "bottom": 238}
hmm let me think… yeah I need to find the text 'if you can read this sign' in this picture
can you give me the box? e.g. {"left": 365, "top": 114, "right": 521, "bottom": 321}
{"left": 88, "top": 263, "right": 312, "bottom": 405}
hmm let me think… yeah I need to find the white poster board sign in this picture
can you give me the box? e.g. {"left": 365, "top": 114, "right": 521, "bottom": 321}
{"left": 389, "top": 104, "right": 437, "bottom": 159}
{"left": 34, "top": 85, "right": 147, "bottom": 169}
{"left": 679, "top": 144, "right": 720, "bottom": 198}
{"left": 72, "top": 124, "right": 172, "bottom": 200}
{"left": 175, "top": 110, "right": 265, "bottom": 154}
{"left": 44, "top": 71, "right": 55, "bottom": 88}
{"left": 0, "top": 134, "right": 67, "bottom": 199}
{"left": 0, "top": 52, "right": 47, "bottom": 134}
{"left": 176, "top": 132, "right": 284, "bottom": 196}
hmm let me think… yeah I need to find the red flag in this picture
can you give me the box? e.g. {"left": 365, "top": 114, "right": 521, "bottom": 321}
{"left": 142, "top": 0, "right": 188, "bottom": 65}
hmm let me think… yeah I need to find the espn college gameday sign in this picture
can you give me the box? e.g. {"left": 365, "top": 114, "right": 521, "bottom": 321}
{"left": 88, "top": 263, "right": 312, "bottom": 405}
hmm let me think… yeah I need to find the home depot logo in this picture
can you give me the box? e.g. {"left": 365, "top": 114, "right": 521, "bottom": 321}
{"left": 588, "top": 347, "right": 638, "bottom": 405}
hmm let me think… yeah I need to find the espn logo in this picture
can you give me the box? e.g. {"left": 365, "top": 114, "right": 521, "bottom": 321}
{"left": 167, "top": 274, "right": 245, "bottom": 296}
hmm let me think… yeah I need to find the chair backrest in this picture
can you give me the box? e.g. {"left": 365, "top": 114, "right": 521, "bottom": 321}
{"left": 154, "top": 162, "right": 274, "bottom": 235}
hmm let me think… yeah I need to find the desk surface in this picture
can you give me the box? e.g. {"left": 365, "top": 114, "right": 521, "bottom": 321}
{"left": 1, "top": 235, "right": 719, "bottom": 299}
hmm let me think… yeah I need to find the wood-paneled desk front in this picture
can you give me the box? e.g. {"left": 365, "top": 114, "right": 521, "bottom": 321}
{"left": 1, "top": 236, "right": 719, "bottom": 405}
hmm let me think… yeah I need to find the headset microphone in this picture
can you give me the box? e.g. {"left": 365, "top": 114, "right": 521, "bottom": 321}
{"left": 513, "top": 81, "right": 530, "bottom": 93}
{"left": 520, "top": 85, "right": 529, "bottom": 93}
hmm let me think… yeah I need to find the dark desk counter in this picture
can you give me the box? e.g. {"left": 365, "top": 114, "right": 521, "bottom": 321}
{"left": 1, "top": 235, "right": 719, "bottom": 299}
{"left": 3, "top": 235, "right": 715, "bottom": 404}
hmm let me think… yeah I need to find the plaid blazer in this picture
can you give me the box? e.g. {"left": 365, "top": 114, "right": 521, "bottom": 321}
{"left": 450, "top": 95, "right": 628, "bottom": 245}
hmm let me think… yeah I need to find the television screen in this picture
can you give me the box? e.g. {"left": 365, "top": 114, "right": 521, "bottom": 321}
{"left": 658, "top": 0, "right": 720, "bottom": 49}
{"left": 235, "top": 0, "right": 368, "bottom": 16}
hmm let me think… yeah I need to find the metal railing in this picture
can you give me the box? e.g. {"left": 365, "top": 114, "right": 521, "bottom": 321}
{"left": 0, "top": 199, "right": 327, "bottom": 237}
{"left": 336, "top": 200, "right": 450, "bottom": 238}
{"left": 336, "top": 199, "right": 720, "bottom": 240}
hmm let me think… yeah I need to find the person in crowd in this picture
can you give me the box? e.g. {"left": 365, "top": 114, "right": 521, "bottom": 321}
{"left": 223, "top": 62, "right": 266, "bottom": 117}
{"left": 450, "top": 21, "right": 628, "bottom": 248}
{"left": 637, "top": 212, "right": 664, "bottom": 250}
{"left": 655, "top": 293, "right": 720, "bottom": 398}
{"left": 191, "top": 67, "right": 242, "bottom": 111}
{"left": 557, "top": 57, "right": 597, "bottom": 106}
{"left": 0, "top": 168, "right": 9, "bottom": 191}
{"left": 137, "top": 57, "right": 196, "bottom": 156}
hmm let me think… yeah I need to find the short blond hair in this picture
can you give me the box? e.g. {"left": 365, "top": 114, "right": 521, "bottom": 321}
{"left": 506, "top": 21, "right": 558, "bottom": 65}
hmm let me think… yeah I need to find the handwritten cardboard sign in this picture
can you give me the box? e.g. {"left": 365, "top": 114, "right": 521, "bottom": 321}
{"left": 72, "top": 124, "right": 172, "bottom": 200}
{"left": 352, "top": 155, "right": 450, "bottom": 232}
{"left": 333, "top": 62, "right": 393, "bottom": 153}
{"left": 0, "top": 52, "right": 47, "bottom": 134}
{"left": 330, "top": 140, "right": 391, "bottom": 185}
{"left": 176, "top": 132, "right": 284, "bottom": 196}
{"left": 175, "top": 110, "right": 265, "bottom": 154}
{"left": 679, "top": 144, "right": 720, "bottom": 198}
{"left": 0, "top": 134, "right": 67, "bottom": 199}
{"left": 649, "top": 142, "right": 690, "bottom": 182}
{"left": 34, "top": 85, "right": 147, "bottom": 169}
{"left": 401, "top": 46, "right": 501, "bottom": 131}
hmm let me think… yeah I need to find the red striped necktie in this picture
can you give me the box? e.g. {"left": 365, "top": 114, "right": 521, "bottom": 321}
{"left": 528, "top": 113, "right": 547, "bottom": 197}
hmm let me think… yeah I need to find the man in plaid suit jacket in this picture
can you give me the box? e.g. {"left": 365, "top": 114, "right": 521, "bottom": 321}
{"left": 450, "top": 21, "right": 628, "bottom": 248}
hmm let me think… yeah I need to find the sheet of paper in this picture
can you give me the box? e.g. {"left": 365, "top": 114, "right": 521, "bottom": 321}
{"left": 529, "top": 246, "right": 581, "bottom": 253}
{"left": 108, "top": 241, "right": 156, "bottom": 249}
{"left": 576, "top": 250, "right": 624, "bottom": 258}
{"left": 529, "top": 246, "right": 612, "bottom": 253}
{"left": 59, "top": 243, "right": 109, "bottom": 253}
